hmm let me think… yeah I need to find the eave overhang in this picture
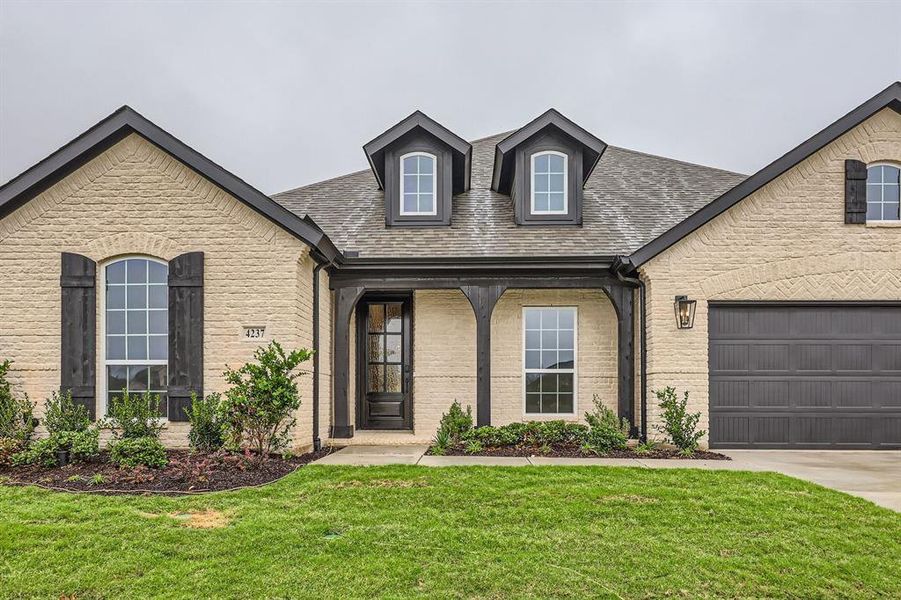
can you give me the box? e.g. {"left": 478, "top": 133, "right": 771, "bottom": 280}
{"left": 627, "top": 81, "right": 901, "bottom": 269}
{"left": 491, "top": 108, "right": 608, "bottom": 195}
{"left": 0, "top": 106, "right": 342, "bottom": 264}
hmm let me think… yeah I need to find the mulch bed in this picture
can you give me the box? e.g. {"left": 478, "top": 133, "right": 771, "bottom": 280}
{"left": 0, "top": 448, "right": 335, "bottom": 495}
{"left": 432, "top": 446, "right": 730, "bottom": 460}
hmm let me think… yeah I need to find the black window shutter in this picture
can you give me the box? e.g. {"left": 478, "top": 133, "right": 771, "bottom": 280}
{"left": 168, "top": 252, "right": 204, "bottom": 422}
{"left": 60, "top": 253, "right": 97, "bottom": 420}
{"left": 845, "top": 159, "right": 868, "bottom": 224}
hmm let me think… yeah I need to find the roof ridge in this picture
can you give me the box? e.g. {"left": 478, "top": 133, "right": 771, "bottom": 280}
{"left": 273, "top": 167, "right": 372, "bottom": 197}
{"left": 608, "top": 145, "right": 747, "bottom": 178}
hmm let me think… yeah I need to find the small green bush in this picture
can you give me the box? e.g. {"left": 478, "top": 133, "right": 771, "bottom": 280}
{"left": 460, "top": 421, "right": 588, "bottom": 449}
{"left": 0, "top": 360, "right": 36, "bottom": 447}
{"left": 222, "top": 341, "right": 312, "bottom": 461}
{"left": 43, "top": 390, "right": 89, "bottom": 435}
{"left": 432, "top": 401, "right": 473, "bottom": 453}
{"left": 654, "top": 387, "right": 705, "bottom": 454}
{"left": 102, "top": 391, "right": 165, "bottom": 440}
{"left": 11, "top": 438, "right": 57, "bottom": 467}
{"left": 463, "top": 439, "right": 484, "bottom": 455}
{"left": 583, "top": 395, "right": 630, "bottom": 454}
{"left": 188, "top": 392, "right": 226, "bottom": 453}
{"left": 10, "top": 430, "right": 99, "bottom": 467}
{"left": 109, "top": 437, "right": 167, "bottom": 468}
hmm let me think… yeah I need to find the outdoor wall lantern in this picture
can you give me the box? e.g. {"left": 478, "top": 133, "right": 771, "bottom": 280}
{"left": 674, "top": 295, "right": 697, "bottom": 329}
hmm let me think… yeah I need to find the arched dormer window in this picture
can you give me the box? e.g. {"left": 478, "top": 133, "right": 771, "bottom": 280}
{"left": 531, "top": 151, "right": 568, "bottom": 215}
{"left": 400, "top": 152, "right": 437, "bottom": 216}
{"left": 866, "top": 163, "right": 900, "bottom": 222}
{"left": 102, "top": 256, "right": 169, "bottom": 417}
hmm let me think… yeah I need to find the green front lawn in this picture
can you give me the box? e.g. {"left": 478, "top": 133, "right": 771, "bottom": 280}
{"left": 1, "top": 466, "right": 898, "bottom": 598}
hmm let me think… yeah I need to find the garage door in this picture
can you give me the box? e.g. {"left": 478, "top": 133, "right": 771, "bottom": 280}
{"left": 709, "top": 303, "right": 901, "bottom": 449}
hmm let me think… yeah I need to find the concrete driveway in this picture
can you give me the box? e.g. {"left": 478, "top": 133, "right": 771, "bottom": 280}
{"left": 723, "top": 450, "right": 901, "bottom": 512}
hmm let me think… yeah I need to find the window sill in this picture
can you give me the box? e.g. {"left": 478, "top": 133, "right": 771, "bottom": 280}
{"left": 865, "top": 220, "right": 901, "bottom": 228}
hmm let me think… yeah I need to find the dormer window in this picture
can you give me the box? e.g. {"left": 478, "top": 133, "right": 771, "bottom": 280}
{"left": 531, "top": 151, "right": 568, "bottom": 214}
{"left": 866, "top": 164, "right": 900, "bottom": 222}
{"left": 400, "top": 152, "right": 437, "bottom": 215}
{"left": 492, "top": 109, "right": 606, "bottom": 226}
{"left": 363, "top": 111, "right": 472, "bottom": 228}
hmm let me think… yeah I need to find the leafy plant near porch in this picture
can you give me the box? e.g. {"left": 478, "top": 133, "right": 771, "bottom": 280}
{"left": 0, "top": 360, "right": 36, "bottom": 465}
{"left": 654, "top": 386, "right": 705, "bottom": 455}
{"left": 582, "top": 394, "right": 630, "bottom": 454}
{"left": 431, "top": 400, "right": 472, "bottom": 455}
{"left": 221, "top": 341, "right": 312, "bottom": 463}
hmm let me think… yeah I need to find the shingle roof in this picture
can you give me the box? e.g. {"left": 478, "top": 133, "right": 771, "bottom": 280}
{"left": 273, "top": 132, "right": 746, "bottom": 258}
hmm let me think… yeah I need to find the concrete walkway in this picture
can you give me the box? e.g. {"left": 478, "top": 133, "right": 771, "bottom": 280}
{"left": 313, "top": 446, "right": 901, "bottom": 511}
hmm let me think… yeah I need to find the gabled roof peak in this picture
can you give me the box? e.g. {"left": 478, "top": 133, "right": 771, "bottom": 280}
{"left": 363, "top": 110, "right": 472, "bottom": 192}
{"left": 491, "top": 108, "right": 607, "bottom": 195}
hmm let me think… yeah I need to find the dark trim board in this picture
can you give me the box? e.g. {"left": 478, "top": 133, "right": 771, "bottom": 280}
{"left": 329, "top": 268, "right": 637, "bottom": 437}
{"left": 0, "top": 106, "right": 341, "bottom": 264}
{"left": 628, "top": 81, "right": 901, "bottom": 268}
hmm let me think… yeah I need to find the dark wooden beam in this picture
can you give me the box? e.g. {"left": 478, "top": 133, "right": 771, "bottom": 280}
{"left": 331, "top": 285, "right": 364, "bottom": 438}
{"left": 461, "top": 284, "right": 507, "bottom": 427}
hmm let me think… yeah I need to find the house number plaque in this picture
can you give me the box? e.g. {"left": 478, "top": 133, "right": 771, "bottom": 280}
{"left": 242, "top": 326, "right": 266, "bottom": 340}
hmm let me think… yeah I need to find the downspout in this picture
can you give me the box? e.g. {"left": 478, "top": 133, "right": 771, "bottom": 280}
{"left": 615, "top": 258, "right": 648, "bottom": 443}
{"left": 311, "top": 252, "right": 333, "bottom": 451}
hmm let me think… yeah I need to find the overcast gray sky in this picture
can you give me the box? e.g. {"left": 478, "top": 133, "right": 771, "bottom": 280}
{"left": 1, "top": 1, "right": 899, "bottom": 194}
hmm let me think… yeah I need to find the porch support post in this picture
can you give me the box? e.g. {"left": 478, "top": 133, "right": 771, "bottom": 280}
{"left": 331, "top": 285, "right": 364, "bottom": 438}
{"left": 461, "top": 284, "right": 507, "bottom": 427}
{"left": 606, "top": 284, "right": 635, "bottom": 430}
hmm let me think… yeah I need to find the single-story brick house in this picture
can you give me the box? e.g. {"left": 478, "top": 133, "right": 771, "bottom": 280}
{"left": 1, "top": 82, "right": 899, "bottom": 451}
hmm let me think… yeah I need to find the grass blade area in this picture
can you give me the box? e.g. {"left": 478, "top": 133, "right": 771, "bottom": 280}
{"left": 1, "top": 466, "right": 899, "bottom": 598}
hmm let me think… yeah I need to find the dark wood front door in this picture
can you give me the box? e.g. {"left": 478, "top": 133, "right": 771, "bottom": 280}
{"left": 357, "top": 295, "right": 413, "bottom": 430}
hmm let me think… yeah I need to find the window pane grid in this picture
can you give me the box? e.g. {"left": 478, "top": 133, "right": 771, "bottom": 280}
{"left": 531, "top": 152, "right": 567, "bottom": 214}
{"left": 105, "top": 259, "right": 168, "bottom": 417}
{"left": 524, "top": 308, "right": 575, "bottom": 414}
{"left": 401, "top": 153, "right": 436, "bottom": 215}
{"left": 366, "top": 303, "right": 403, "bottom": 393}
{"left": 866, "top": 165, "right": 900, "bottom": 221}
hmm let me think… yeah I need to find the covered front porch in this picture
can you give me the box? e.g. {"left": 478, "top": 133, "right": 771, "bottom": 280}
{"left": 327, "top": 259, "right": 639, "bottom": 443}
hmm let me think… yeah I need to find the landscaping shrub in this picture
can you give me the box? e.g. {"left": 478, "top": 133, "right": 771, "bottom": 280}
{"left": 43, "top": 389, "right": 89, "bottom": 434}
{"left": 102, "top": 391, "right": 165, "bottom": 440}
{"left": 459, "top": 421, "right": 588, "bottom": 449}
{"left": 11, "top": 390, "right": 99, "bottom": 467}
{"left": 0, "top": 360, "right": 36, "bottom": 461}
{"left": 109, "top": 436, "right": 168, "bottom": 468}
{"left": 654, "top": 387, "right": 705, "bottom": 454}
{"left": 582, "top": 394, "right": 630, "bottom": 454}
{"left": 188, "top": 391, "right": 226, "bottom": 453}
{"left": 431, "top": 400, "right": 473, "bottom": 454}
{"left": 222, "top": 341, "right": 312, "bottom": 462}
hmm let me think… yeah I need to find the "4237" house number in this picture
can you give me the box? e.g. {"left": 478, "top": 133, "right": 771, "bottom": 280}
{"left": 243, "top": 326, "right": 266, "bottom": 340}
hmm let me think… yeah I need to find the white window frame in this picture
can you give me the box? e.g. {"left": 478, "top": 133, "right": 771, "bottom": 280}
{"left": 522, "top": 306, "right": 578, "bottom": 417}
{"left": 530, "top": 150, "right": 569, "bottom": 215}
{"left": 399, "top": 151, "right": 438, "bottom": 216}
{"left": 99, "top": 255, "right": 169, "bottom": 418}
{"left": 866, "top": 162, "right": 901, "bottom": 223}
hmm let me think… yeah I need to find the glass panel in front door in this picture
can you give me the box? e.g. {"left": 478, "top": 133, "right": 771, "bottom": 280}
{"left": 367, "top": 302, "right": 404, "bottom": 393}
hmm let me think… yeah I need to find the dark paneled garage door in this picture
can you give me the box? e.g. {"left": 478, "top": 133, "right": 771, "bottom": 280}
{"left": 709, "top": 303, "right": 901, "bottom": 449}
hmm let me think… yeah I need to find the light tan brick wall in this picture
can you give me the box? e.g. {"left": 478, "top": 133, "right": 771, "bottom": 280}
{"left": 0, "top": 133, "right": 319, "bottom": 449}
{"left": 412, "top": 290, "right": 477, "bottom": 436}
{"left": 640, "top": 108, "right": 901, "bottom": 445}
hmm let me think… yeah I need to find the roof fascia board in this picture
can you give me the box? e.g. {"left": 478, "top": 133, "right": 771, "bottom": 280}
{"left": 0, "top": 106, "right": 341, "bottom": 263}
{"left": 628, "top": 82, "right": 901, "bottom": 269}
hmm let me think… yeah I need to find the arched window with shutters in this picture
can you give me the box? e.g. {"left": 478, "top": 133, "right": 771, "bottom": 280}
{"left": 101, "top": 256, "right": 169, "bottom": 417}
{"left": 866, "top": 163, "right": 901, "bottom": 222}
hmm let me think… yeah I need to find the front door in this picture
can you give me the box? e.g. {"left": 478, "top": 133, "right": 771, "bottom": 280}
{"left": 357, "top": 295, "right": 413, "bottom": 430}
